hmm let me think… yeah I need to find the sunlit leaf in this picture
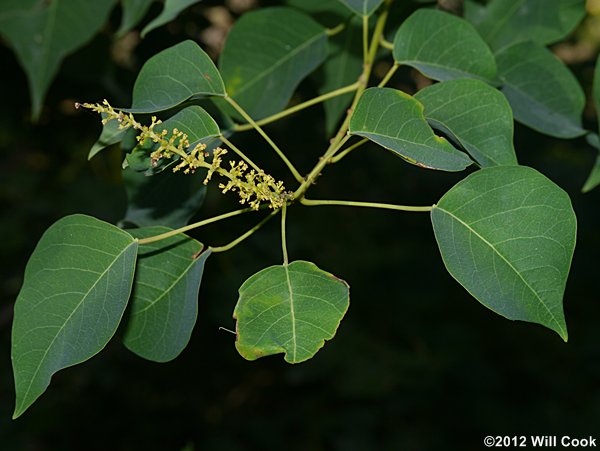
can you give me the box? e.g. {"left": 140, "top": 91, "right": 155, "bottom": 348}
{"left": 431, "top": 166, "right": 576, "bottom": 341}
{"left": 234, "top": 261, "right": 349, "bottom": 364}
{"left": 129, "top": 40, "right": 226, "bottom": 113}
{"left": 349, "top": 87, "right": 473, "bottom": 171}
{"left": 0, "top": 0, "right": 117, "bottom": 119}
{"left": 415, "top": 79, "right": 517, "bottom": 167}
{"left": 12, "top": 215, "right": 138, "bottom": 418}
{"left": 124, "top": 227, "right": 210, "bottom": 362}
{"left": 495, "top": 41, "right": 586, "bottom": 138}
{"left": 219, "top": 7, "right": 328, "bottom": 119}
{"left": 392, "top": 9, "right": 497, "bottom": 83}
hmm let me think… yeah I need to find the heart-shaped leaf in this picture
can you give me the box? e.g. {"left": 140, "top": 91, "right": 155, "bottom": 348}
{"left": 349, "top": 87, "right": 473, "bottom": 171}
{"left": 336, "top": 0, "right": 383, "bottom": 16}
{"left": 129, "top": 40, "right": 226, "bottom": 113}
{"left": 431, "top": 166, "right": 576, "bottom": 340}
{"left": 393, "top": 9, "right": 497, "bottom": 83}
{"left": 0, "top": 0, "right": 117, "bottom": 119}
{"left": 234, "top": 261, "right": 349, "bottom": 364}
{"left": 219, "top": 7, "right": 328, "bottom": 120}
{"left": 12, "top": 215, "right": 138, "bottom": 418}
{"left": 415, "top": 79, "right": 517, "bottom": 167}
{"left": 465, "top": 0, "right": 586, "bottom": 51}
{"left": 124, "top": 228, "right": 210, "bottom": 362}
{"left": 495, "top": 41, "right": 586, "bottom": 139}
{"left": 141, "top": 0, "right": 201, "bottom": 37}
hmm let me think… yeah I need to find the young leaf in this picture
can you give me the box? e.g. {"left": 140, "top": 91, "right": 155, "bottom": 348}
{"left": 219, "top": 7, "right": 328, "bottom": 119}
{"left": 495, "top": 41, "right": 586, "bottom": 139}
{"left": 12, "top": 215, "right": 138, "bottom": 418}
{"left": 124, "top": 228, "right": 210, "bottom": 362}
{"left": 431, "top": 166, "right": 576, "bottom": 341}
{"left": 88, "top": 113, "right": 128, "bottom": 160}
{"left": 121, "top": 106, "right": 218, "bottom": 228}
{"left": 141, "top": 0, "right": 201, "bottom": 38}
{"left": 319, "top": 17, "right": 363, "bottom": 135}
{"left": 0, "top": 0, "right": 117, "bottom": 119}
{"left": 117, "top": 0, "right": 154, "bottom": 37}
{"left": 415, "top": 79, "right": 517, "bottom": 167}
{"left": 582, "top": 134, "right": 600, "bottom": 193}
{"left": 129, "top": 40, "right": 226, "bottom": 113}
{"left": 465, "top": 0, "right": 586, "bottom": 51}
{"left": 349, "top": 87, "right": 473, "bottom": 171}
{"left": 336, "top": 0, "right": 383, "bottom": 17}
{"left": 234, "top": 261, "right": 349, "bottom": 364}
{"left": 392, "top": 9, "right": 497, "bottom": 83}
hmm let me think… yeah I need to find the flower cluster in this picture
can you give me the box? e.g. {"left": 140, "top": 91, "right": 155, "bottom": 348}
{"left": 77, "top": 100, "right": 290, "bottom": 210}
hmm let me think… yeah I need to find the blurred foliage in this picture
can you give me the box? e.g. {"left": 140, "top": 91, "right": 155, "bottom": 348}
{"left": 0, "top": 0, "right": 599, "bottom": 449}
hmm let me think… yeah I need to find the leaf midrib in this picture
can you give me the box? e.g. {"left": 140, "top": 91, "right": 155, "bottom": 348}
{"left": 284, "top": 264, "right": 298, "bottom": 362}
{"left": 435, "top": 206, "right": 565, "bottom": 337}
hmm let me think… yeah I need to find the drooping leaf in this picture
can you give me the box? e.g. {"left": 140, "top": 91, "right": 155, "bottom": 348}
{"left": 234, "top": 261, "right": 349, "bottom": 364}
{"left": 582, "top": 133, "right": 600, "bottom": 193}
{"left": 336, "top": 0, "right": 383, "bottom": 16}
{"left": 465, "top": 0, "right": 586, "bottom": 51}
{"left": 392, "top": 9, "right": 497, "bottom": 83}
{"left": 141, "top": 0, "right": 201, "bottom": 37}
{"left": 129, "top": 40, "right": 226, "bottom": 113}
{"left": 117, "top": 0, "right": 154, "bottom": 36}
{"left": 0, "top": 0, "right": 117, "bottom": 119}
{"left": 11, "top": 215, "right": 138, "bottom": 418}
{"left": 121, "top": 106, "right": 217, "bottom": 228}
{"left": 88, "top": 114, "right": 128, "bottom": 160}
{"left": 349, "top": 87, "right": 473, "bottom": 171}
{"left": 415, "top": 79, "right": 517, "bottom": 167}
{"left": 431, "top": 166, "right": 576, "bottom": 341}
{"left": 219, "top": 7, "right": 328, "bottom": 120}
{"left": 319, "top": 17, "right": 362, "bottom": 135}
{"left": 495, "top": 41, "right": 586, "bottom": 139}
{"left": 124, "top": 227, "right": 210, "bottom": 362}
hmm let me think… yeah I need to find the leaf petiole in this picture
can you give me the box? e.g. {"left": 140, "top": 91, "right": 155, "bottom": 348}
{"left": 210, "top": 210, "right": 278, "bottom": 253}
{"left": 300, "top": 198, "right": 433, "bottom": 212}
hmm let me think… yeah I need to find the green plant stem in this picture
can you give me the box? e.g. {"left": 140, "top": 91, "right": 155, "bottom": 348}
{"left": 281, "top": 203, "right": 289, "bottom": 265}
{"left": 329, "top": 138, "right": 369, "bottom": 164}
{"left": 137, "top": 208, "right": 254, "bottom": 245}
{"left": 220, "top": 135, "right": 261, "bottom": 172}
{"left": 292, "top": 2, "right": 390, "bottom": 200}
{"left": 326, "top": 22, "right": 346, "bottom": 36}
{"left": 210, "top": 211, "right": 278, "bottom": 253}
{"left": 225, "top": 96, "right": 304, "bottom": 183}
{"left": 363, "top": 15, "right": 369, "bottom": 64}
{"left": 301, "top": 198, "right": 433, "bottom": 212}
{"left": 379, "top": 36, "right": 394, "bottom": 50}
{"left": 378, "top": 63, "right": 399, "bottom": 87}
{"left": 233, "top": 82, "right": 360, "bottom": 132}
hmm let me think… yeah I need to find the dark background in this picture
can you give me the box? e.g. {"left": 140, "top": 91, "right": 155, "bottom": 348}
{"left": 1, "top": 1, "right": 599, "bottom": 450}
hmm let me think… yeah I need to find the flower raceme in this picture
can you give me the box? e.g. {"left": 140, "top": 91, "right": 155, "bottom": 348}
{"left": 77, "top": 100, "right": 290, "bottom": 210}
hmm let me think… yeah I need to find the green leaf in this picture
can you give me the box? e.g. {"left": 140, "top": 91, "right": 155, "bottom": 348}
{"left": 286, "top": 0, "right": 351, "bottom": 27}
{"left": 431, "top": 166, "right": 576, "bottom": 341}
{"left": 219, "top": 7, "right": 328, "bottom": 119}
{"left": 88, "top": 114, "right": 128, "bottom": 160}
{"left": 141, "top": 0, "right": 200, "bottom": 37}
{"left": 0, "top": 0, "right": 117, "bottom": 119}
{"left": 582, "top": 134, "right": 600, "bottom": 193}
{"left": 11, "top": 215, "right": 138, "bottom": 418}
{"left": 495, "top": 41, "right": 586, "bottom": 139}
{"left": 129, "top": 40, "right": 226, "bottom": 113}
{"left": 336, "top": 0, "right": 383, "bottom": 16}
{"left": 392, "top": 9, "right": 497, "bottom": 83}
{"left": 234, "top": 261, "right": 349, "bottom": 364}
{"left": 117, "top": 0, "right": 154, "bottom": 36}
{"left": 318, "top": 18, "right": 362, "bottom": 135}
{"left": 415, "top": 79, "right": 518, "bottom": 167}
{"left": 124, "top": 228, "right": 210, "bottom": 362}
{"left": 465, "top": 0, "right": 586, "bottom": 51}
{"left": 349, "top": 87, "right": 473, "bottom": 171}
{"left": 121, "top": 106, "right": 217, "bottom": 227}
{"left": 594, "top": 57, "right": 600, "bottom": 133}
